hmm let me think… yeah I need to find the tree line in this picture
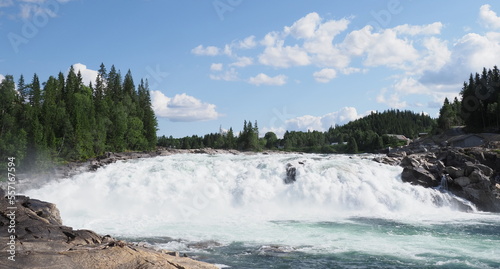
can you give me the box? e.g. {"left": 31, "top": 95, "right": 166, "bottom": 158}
{"left": 158, "top": 109, "right": 436, "bottom": 153}
{"left": 438, "top": 66, "right": 500, "bottom": 132}
{"left": 0, "top": 64, "right": 157, "bottom": 171}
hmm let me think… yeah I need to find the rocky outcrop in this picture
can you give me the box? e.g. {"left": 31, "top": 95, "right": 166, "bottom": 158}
{"left": 378, "top": 147, "right": 500, "bottom": 212}
{"left": 0, "top": 192, "right": 217, "bottom": 269}
{"left": 284, "top": 163, "right": 297, "bottom": 184}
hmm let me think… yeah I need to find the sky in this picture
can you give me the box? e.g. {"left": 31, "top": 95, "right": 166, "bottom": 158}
{"left": 2, "top": 0, "right": 500, "bottom": 138}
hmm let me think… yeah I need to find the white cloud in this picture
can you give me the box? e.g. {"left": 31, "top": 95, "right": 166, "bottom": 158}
{"left": 393, "top": 22, "right": 443, "bottom": 36}
{"left": 230, "top": 56, "right": 253, "bottom": 67}
{"left": 284, "top": 12, "right": 322, "bottom": 39}
{"left": 0, "top": 74, "right": 5, "bottom": 82}
{"left": 191, "top": 45, "right": 220, "bottom": 56}
{"left": 210, "top": 63, "right": 223, "bottom": 71}
{"left": 302, "top": 17, "right": 351, "bottom": 68}
{"left": 260, "top": 126, "right": 287, "bottom": 139}
{"left": 238, "top": 35, "right": 257, "bottom": 49}
{"left": 248, "top": 73, "right": 287, "bottom": 86}
{"left": 151, "top": 91, "right": 220, "bottom": 122}
{"left": 70, "top": 63, "right": 98, "bottom": 86}
{"left": 376, "top": 88, "right": 407, "bottom": 109}
{"left": 258, "top": 42, "right": 310, "bottom": 68}
{"left": 209, "top": 68, "right": 239, "bottom": 81}
{"left": 479, "top": 4, "right": 500, "bottom": 29}
{"left": 284, "top": 107, "right": 364, "bottom": 132}
{"left": 313, "top": 68, "right": 337, "bottom": 83}
{"left": 393, "top": 77, "right": 428, "bottom": 95}
{"left": 415, "top": 37, "right": 451, "bottom": 73}
{"left": 362, "top": 29, "right": 420, "bottom": 68}
{"left": 420, "top": 31, "right": 500, "bottom": 87}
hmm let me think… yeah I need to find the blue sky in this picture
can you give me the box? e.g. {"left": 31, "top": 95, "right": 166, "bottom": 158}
{"left": 2, "top": 0, "right": 500, "bottom": 138}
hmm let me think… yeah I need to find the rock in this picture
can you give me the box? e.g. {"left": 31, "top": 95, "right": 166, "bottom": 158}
{"left": 0, "top": 193, "right": 217, "bottom": 269}
{"left": 387, "top": 151, "right": 407, "bottom": 158}
{"left": 372, "top": 156, "right": 401, "bottom": 166}
{"left": 284, "top": 163, "right": 297, "bottom": 184}
{"left": 453, "top": 177, "right": 471, "bottom": 187}
{"left": 445, "top": 166, "right": 464, "bottom": 179}
{"left": 400, "top": 156, "right": 421, "bottom": 168}
{"left": 471, "top": 163, "right": 494, "bottom": 177}
{"left": 401, "top": 167, "right": 439, "bottom": 188}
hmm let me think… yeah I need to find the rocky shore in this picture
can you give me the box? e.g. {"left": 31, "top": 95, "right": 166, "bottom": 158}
{"left": 374, "top": 146, "right": 500, "bottom": 212}
{"left": 0, "top": 189, "right": 217, "bottom": 269}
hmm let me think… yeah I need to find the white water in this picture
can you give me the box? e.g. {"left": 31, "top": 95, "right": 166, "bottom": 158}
{"left": 24, "top": 154, "right": 500, "bottom": 267}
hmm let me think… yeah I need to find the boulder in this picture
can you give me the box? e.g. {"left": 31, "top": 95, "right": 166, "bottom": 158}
{"left": 453, "top": 177, "right": 471, "bottom": 187}
{"left": 401, "top": 167, "right": 439, "bottom": 188}
{"left": 0, "top": 193, "right": 217, "bottom": 269}
{"left": 400, "top": 156, "right": 421, "bottom": 168}
{"left": 444, "top": 166, "right": 464, "bottom": 179}
{"left": 284, "top": 163, "right": 297, "bottom": 184}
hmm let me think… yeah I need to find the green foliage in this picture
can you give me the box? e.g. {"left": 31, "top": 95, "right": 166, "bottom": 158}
{"left": 158, "top": 110, "right": 434, "bottom": 154}
{"left": 347, "top": 137, "right": 358, "bottom": 154}
{"left": 457, "top": 66, "right": 500, "bottom": 132}
{"left": 0, "top": 64, "right": 158, "bottom": 171}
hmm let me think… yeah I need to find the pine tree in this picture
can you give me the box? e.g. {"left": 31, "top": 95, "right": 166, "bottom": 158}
{"left": 347, "top": 137, "right": 358, "bottom": 154}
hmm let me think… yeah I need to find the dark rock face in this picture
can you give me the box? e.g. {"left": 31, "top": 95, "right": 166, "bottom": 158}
{"left": 0, "top": 194, "right": 217, "bottom": 269}
{"left": 401, "top": 167, "right": 438, "bottom": 188}
{"left": 395, "top": 147, "right": 500, "bottom": 212}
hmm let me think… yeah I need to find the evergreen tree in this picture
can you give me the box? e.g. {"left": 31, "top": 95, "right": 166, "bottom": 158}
{"left": 347, "top": 137, "right": 358, "bottom": 154}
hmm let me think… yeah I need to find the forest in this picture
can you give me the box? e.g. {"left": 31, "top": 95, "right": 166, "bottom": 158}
{"left": 0, "top": 64, "right": 158, "bottom": 171}
{"left": 437, "top": 66, "right": 500, "bottom": 133}
{"left": 6, "top": 65, "right": 496, "bottom": 174}
{"left": 158, "top": 109, "right": 436, "bottom": 154}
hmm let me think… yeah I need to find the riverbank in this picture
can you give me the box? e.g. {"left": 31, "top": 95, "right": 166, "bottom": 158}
{"left": 0, "top": 188, "right": 218, "bottom": 269}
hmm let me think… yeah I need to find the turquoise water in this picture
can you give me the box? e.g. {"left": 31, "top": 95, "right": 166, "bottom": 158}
{"left": 186, "top": 217, "right": 500, "bottom": 268}
{"left": 25, "top": 154, "right": 500, "bottom": 268}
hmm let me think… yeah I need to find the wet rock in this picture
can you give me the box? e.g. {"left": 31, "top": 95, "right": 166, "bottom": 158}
{"left": 401, "top": 167, "right": 439, "bottom": 188}
{"left": 284, "top": 163, "right": 297, "bottom": 184}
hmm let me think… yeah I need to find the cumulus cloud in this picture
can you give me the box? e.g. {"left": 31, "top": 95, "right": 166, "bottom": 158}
{"left": 209, "top": 68, "right": 239, "bottom": 81}
{"left": 0, "top": 74, "right": 5, "bottom": 82}
{"left": 260, "top": 126, "right": 287, "bottom": 139}
{"left": 393, "top": 22, "right": 443, "bottom": 36}
{"left": 376, "top": 89, "right": 407, "bottom": 109}
{"left": 191, "top": 45, "right": 220, "bottom": 56}
{"left": 238, "top": 35, "right": 257, "bottom": 49}
{"left": 248, "top": 73, "right": 287, "bottom": 86}
{"left": 210, "top": 63, "right": 223, "bottom": 71}
{"left": 420, "top": 31, "right": 500, "bottom": 88}
{"left": 70, "top": 63, "right": 98, "bottom": 86}
{"left": 313, "top": 68, "right": 337, "bottom": 83}
{"left": 284, "top": 12, "right": 322, "bottom": 39}
{"left": 151, "top": 91, "right": 220, "bottom": 122}
{"left": 192, "top": 5, "right": 500, "bottom": 111}
{"left": 479, "top": 4, "right": 500, "bottom": 29}
{"left": 258, "top": 43, "right": 310, "bottom": 68}
{"left": 284, "top": 107, "right": 364, "bottom": 132}
{"left": 230, "top": 56, "right": 253, "bottom": 67}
